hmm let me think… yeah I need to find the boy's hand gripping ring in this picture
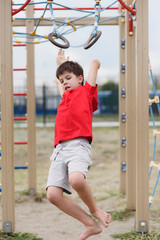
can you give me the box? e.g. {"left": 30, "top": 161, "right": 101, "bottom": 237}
{"left": 48, "top": 32, "right": 70, "bottom": 49}
{"left": 83, "top": 31, "right": 102, "bottom": 50}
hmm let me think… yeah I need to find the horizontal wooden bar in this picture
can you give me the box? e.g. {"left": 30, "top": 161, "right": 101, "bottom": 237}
{"left": 13, "top": 17, "right": 119, "bottom": 26}
{"left": 0, "top": 141, "right": 28, "bottom": 145}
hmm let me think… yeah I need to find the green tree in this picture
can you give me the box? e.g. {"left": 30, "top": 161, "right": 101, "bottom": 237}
{"left": 99, "top": 80, "right": 118, "bottom": 91}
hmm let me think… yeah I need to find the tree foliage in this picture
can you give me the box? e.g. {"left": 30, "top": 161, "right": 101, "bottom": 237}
{"left": 99, "top": 80, "right": 118, "bottom": 91}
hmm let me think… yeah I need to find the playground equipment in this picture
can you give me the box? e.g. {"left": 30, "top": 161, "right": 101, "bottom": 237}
{"left": 12, "top": 0, "right": 121, "bottom": 48}
{"left": 0, "top": 0, "right": 151, "bottom": 234}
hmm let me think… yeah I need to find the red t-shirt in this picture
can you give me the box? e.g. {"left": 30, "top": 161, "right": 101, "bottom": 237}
{"left": 54, "top": 81, "right": 98, "bottom": 147}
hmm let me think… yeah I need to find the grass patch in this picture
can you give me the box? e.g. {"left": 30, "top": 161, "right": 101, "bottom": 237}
{"left": 0, "top": 231, "right": 43, "bottom": 240}
{"left": 94, "top": 190, "right": 118, "bottom": 202}
{"left": 16, "top": 189, "right": 29, "bottom": 196}
{"left": 112, "top": 230, "right": 160, "bottom": 239}
{"left": 109, "top": 209, "right": 135, "bottom": 221}
{"left": 34, "top": 192, "right": 46, "bottom": 202}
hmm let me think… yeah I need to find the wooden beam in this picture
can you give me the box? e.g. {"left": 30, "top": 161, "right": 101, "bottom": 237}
{"left": 125, "top": 0, "right": 136, "bottom": 210}
{"left": 0, "top": 0, "right": 15, "bottom": 233}
{"left": 26, "top": 4, "right": 37, "bottom": 195}
{"left": 13, "top": 17, "right": 119, "bottom": 27}
{"left": 119, "top": 9, "right": 126, "bottom": 194}
{"left": 136, "top": 0, "right": 149, "bottom": 232}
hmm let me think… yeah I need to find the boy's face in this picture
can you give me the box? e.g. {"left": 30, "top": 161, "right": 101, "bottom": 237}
{"left": 58, "top": 71, "right": 83, "bottom": 92}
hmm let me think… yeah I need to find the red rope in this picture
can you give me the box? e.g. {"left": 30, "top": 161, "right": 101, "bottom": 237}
{"left": 12, "top": 0, "right": 31, "bottom": 16}
{"left": 33, "top": 7, "right": 119, "bottom": 11}
{"left": 12, "top": 7, "right": 119, "bottom": 12}
{"left": 118, "top": 0, "right": 136, "bottom": 15}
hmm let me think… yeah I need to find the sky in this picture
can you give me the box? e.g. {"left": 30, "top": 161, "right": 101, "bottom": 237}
{"left": 12, "top": 0, "right": 160, "bottom": 88}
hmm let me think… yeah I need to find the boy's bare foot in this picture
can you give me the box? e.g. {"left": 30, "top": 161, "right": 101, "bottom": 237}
{"left": 77, "top": 222, "right": 102, "bottom": 240}
{"left": 91, "top": 208, "right": 111, "bottom": 228}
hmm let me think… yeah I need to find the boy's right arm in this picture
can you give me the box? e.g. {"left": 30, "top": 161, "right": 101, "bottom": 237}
{"left": 56, "top": 49, "right": 69, "bottom": 97}
{"left": 87, "top": 59, "right": 100, "bottom": 87}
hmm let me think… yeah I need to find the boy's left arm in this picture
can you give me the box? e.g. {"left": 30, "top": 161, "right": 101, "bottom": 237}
{"left": 87, "top": 60, "right": 100, "bottom": 86}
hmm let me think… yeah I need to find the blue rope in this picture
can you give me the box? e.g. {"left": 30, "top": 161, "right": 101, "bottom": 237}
{"left": 149, "top": 137, "right": 156, "bottom": 177}
{"left": 149, "top": 105, "right": 156, "bottom": 129}
{"left": 99, "top": 11, "right": 125, "bottom": 24}
{"left": 13, "top": 0, "right": 122, "bottom": 45}
{"left": 148, "top": 61, "right": 160, "bottom": 211}
{"left": 149, "top": 171, "right": 160, "bottom": 209}
{"left": 34, "top": 3, "right": 48, "bottom": 32}
{"left": 149, "top": 60, "right": 160, "bottom": 116}
{"left": 91, "top": 3, "right": 101, "bottom": 36}
{"left": 149, "top": 104, "right": 157, "bottom": 176}
{"left": 52, "top": 2, "right": 94, "bottom": 14}
{"left": 100, "top": 0, "right": 118, "bottom": 13}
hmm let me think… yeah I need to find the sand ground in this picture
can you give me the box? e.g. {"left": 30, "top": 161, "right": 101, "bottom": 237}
{"left": 1, "top": 127, "right": 160, "bottom": 239}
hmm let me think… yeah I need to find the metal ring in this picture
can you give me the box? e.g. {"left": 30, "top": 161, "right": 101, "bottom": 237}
{"left": 48, "top": 32, "right": 70, "bottom": 49}
{"left": 84, "top": 31, "right": 102, "bottom": 50}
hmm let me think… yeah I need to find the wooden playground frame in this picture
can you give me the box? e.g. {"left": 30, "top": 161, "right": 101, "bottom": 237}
{"left": 0, "top": 0, "right": 149, "bottom": 234}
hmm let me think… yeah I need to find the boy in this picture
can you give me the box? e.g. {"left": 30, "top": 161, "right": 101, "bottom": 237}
{"left": 46, "top": 49, "right": 111, "bottom": 240}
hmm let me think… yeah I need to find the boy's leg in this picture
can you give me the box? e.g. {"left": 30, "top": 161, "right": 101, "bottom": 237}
{"left": 69, "top": 172, "right": 111, "bottom": 228}
{"left": 47, "top": 186, "right": 102, "bottom": 239}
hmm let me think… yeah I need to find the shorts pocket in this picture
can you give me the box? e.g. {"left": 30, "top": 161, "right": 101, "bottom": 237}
{"left": 50, "top": 150, "right": 59, "bottom": 161}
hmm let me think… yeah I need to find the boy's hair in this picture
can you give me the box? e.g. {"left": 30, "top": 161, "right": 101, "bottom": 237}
{"left": 56, "top": 61, "right": 84, "bottom": 85}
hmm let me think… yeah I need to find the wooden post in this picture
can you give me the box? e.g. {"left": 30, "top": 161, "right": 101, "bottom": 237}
{"left": 0, "top": 0, "right": 15, "bottom": 232}
{"left": 26, "top": 3, "right": 37, "bottom": 195}
{"left": 136, "top": 0, "right": 149, "bottom": 232}
{"left": 119, "top": 7, "right": 126, "bottom": 194}
{"left": 125, "top": 0, "right": 136, "bottom": 210}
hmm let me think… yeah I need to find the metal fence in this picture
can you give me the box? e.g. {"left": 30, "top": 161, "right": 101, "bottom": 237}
{"left": 13, "top": 86, "right": 160, "bottom": 117}
{"left": 14, "top": 85, "right": 119, "bottom": 116}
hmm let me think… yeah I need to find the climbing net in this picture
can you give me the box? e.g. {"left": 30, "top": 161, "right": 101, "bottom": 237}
{"left": 149, "top": 62, "right": 160, "bottom": 209}
{"left": 12, "top": 0, "right": 125, "bottom": 49}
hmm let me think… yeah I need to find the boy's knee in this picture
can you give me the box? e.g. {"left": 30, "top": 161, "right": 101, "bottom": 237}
{"left": 69, "top": 172, "right": 85, "bottom": 191}
{"left": 47, "top": 187, "right": 62, "bottom": 205}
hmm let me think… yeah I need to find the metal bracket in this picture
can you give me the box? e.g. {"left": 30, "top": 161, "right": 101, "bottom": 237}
{"left": 121, "top": 112, "right": 126, "bottom": 123}
{"left": 121, "top": 63, "right": 126, "bottom": 73}
{"left": 122, "top": 137, "right": 126, "bottom": 148}
{"left": 121, "top": 38, "right": 125, "bottom": 49}
{"left": 121, "top": 161, "right": 126, "bottom": 172}
{"left": 4, "top": 221, "right": 12, "bottom": 233}
{"left": 139, "top": 220, "right": 148, "bottom": 233}
{"left": 121, "top": 88, "right": 126, "bottom": 98}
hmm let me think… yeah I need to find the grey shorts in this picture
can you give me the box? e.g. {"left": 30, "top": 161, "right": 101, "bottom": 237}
{"left": 46, "top": 138, "right": 92, "bottom": 194}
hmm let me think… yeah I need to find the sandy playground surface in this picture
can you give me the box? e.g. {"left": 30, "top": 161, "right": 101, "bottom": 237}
{"left": 1, "top": 126, "right": 160, "bottom": 239}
